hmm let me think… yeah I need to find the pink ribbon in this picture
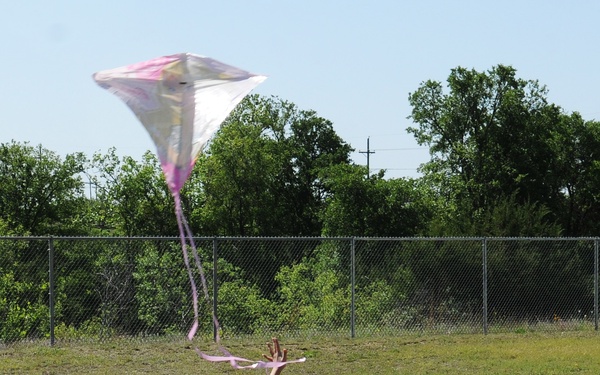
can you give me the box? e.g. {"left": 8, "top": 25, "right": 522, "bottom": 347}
{"left": 197, "top": 349, "right": 306, "bottom": 369}
{"left": 173, "top": 191, "right": 305, "bottom": 369}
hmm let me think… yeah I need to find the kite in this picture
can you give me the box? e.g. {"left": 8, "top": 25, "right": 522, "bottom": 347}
{"left": 93, "top": 53, "right": 305, "bottom": 369}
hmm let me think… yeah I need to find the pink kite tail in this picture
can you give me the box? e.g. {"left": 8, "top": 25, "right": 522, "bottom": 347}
{"left": 179, "top": 204, "right": 221, "bottom": 342}
{"left": 173, "top": 192, "right": 201, "bottom": 340}
{"left": 174, "top": 191, "right": 306, "bottom": 370}
{"left": 173, "top": 192, "right": 220, "bottom": 343}
{"left": 196, "top": 348, "right": 306, "bottom": 369}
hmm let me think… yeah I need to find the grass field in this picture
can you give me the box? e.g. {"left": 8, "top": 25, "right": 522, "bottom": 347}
{"left": 2, "top": 331, "right": 600, "bottom": 374}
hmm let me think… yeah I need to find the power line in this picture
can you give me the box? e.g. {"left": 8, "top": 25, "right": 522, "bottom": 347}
{"left": 370, "top": 147, "right": 427, "bottom": 151}
{"left": 372, "top": 168, "right": 420, "bottom": 171}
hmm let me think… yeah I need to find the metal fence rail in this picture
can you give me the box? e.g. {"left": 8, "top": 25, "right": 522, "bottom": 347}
{"left": 0, "top": 236, "right": 597, "bottom": 345}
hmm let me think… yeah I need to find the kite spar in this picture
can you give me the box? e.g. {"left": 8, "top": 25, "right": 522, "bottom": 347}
{"left": 93, "top": 53, "right": 304, "bottom": 369}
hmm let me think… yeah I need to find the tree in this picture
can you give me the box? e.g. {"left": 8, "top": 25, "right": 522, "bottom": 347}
{"left": 284, "top": 109, "right": 353, "bottom": 235}
{"left": 0, "top": 142, "right": 89, "bottom": 341}
{"left": 197, "top": 94, "right": 353, "bottom": 237}
{"left": 92, "top": 149, "right": 176, "bottom": 236}
{"left": 194, "top": 95, "right": 354, "bottom": 297}
{"left": 196, "top": 102, "right": 285, "bottom": 236}
{"left": 407, "top": 65, "right": 568, "bottom": 235}
{"left": 549, "top": 114, "right": 600, "bottom": 235}
{"left": 320, "top": 164, "right": 433, "bottom": 237}
{"left": 0, "top": 141, "right": 88, "bottom": 235}
{"left": 428, "top": 193, "right": 562, "bottom": 237}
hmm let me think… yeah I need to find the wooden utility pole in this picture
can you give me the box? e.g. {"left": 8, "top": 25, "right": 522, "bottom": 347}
{"left": 359, "top": 137, "right": 375, "bottom": 177}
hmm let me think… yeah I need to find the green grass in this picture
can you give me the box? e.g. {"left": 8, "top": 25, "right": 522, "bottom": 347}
{"left": 2, "top": 331, "right": 600, "bottom": 374}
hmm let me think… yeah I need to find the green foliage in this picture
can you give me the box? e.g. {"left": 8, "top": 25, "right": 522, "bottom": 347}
{"left": 429, "top": 193, "right": 562, "bottom": 237}
{"left": 488, "top": 240, "right": 593, "bottom": 319}
{"left": 0, "top": 270, "right": 48, "bottom": 343}
{"left": 54, "top": 241, "right": 101, "bottom": 330}
{"left": 93, "top": 241, "right": 139, "bottom": 336}
{"left": 197, "top": 105, "right": 284, "bottom": 236}
{"left": 549, "top": 114, "right": 600, "bottom": 235}
{"left": 133, "top": 244, "right": 275, "bottom": 337}
{"left": 53, "top": 317, "right": 103, "bottom": 340}
{"left": 275, "top": 252, "right": 350, "bottom": 332}
{"left": 0, "top": 141, "right": 88, "bottom": 235}
{"left": 354, "top": 279, "right": 400, "bottom": 329}
{"left": 133, "top": 243, "right": 191, "bottom": 334}
{"left": 400, "top": 240, "right": 483, "bottom": 328}
{"left": 217, "top": 274, "right": 273, "bottom": 335}
{"left": 408, "top": 65, "right": 600, "bottom": 236}
{"left": 321, "top": 164, "right": 433, "bottom": 236}
{"left": 197, "top": 94, "right": 353, "bottom": 237}
{"left": 0, "top": 217, "right": 19, "bottom": 236}
{"left": 0, "top": 238, "right": 50, "bottom": 343}
{"left": 271, "top": 242, "right": 416, "bottom": 333}
{"left": 91, "top": 150, "right": 175, "bottom": 236}
{"left": 5, "top": 82, "right": 600, "bottom": 344}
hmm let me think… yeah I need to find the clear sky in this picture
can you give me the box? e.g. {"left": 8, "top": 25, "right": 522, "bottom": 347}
{"left": 2, "top": 1, "right": 599, "bottom": 179}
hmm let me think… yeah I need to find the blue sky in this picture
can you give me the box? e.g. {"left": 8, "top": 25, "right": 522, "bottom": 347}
{"left": 2, "top": 1, "right": 599, "bottom": 179}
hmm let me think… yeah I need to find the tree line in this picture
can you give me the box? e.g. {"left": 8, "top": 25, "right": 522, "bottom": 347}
{"left": 1, "top": 65, "right": 599, "bottom": 341}
{"left": 3, "top": 65, "right": 600, "bottom": 238}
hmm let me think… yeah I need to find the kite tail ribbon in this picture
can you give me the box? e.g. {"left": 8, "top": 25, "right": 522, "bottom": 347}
{"left": 173, "top": 191, "right": 304, "bottom": 370}
{"left": 173, "top": 191, "right": 215, "bottom": 341}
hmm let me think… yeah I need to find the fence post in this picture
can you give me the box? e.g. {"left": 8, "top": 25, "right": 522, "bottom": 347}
{"left": 350, "top": 237, "right": 356, "bottom": 338}
{"left": 595, "top": 238, "right": 598, "bottom": 331}
{"left": 48, "top": 236, "right": 55, "bottom": 346}
{"left": 482, "top": 237, "right": 488, "bottom": 335}
{"left": 213, "top": 237, "right": 219, "bottom": 342}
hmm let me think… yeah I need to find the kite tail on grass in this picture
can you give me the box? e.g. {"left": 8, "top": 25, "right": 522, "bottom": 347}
{"left": 173, "top": 192, "right": 301, "bottom": 369}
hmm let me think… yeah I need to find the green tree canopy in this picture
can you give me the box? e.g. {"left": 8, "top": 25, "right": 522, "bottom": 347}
{"left": 0, "top": 141, "right": 87, "bottom": 235}
{"left": 91, "top": 149, "right": 176, "bottom": 236}
{"left": 321, "top": 164, "right": 434, "bottom": 237}
{"left": 197, "top": 94, "right": 353, "bottom": 236}
{"left": 549, "top": 114, "right": 600, "bottom": 235}
{"left": 407, "top": 65, "right": 599, "bottom": 236}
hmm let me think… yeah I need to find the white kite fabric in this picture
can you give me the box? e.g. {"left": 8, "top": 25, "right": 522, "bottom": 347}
{"left": 93, "top": 53, "right": 266, "bottom": 192}
{"left": 93, "top": 53, "right": 304, "bottom": 370}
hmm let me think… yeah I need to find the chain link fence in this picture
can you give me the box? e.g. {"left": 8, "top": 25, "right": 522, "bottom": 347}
{"left": 0, "top": 237, "right": 597, "bottom": 345}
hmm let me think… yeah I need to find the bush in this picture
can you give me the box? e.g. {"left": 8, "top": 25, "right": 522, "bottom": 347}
{"left": 274, "top": 244, "right": 350, "bottom": 332}
{"left": 0, "top": 271, "right": 48, "bottom": 343}
{"left": 134, "top": 243, "right": 192, "bottom": 335}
